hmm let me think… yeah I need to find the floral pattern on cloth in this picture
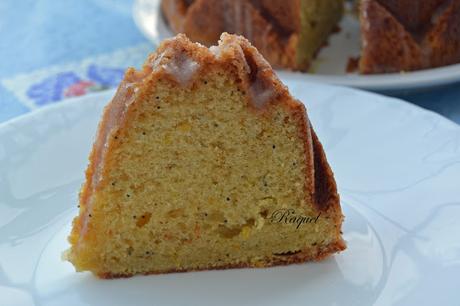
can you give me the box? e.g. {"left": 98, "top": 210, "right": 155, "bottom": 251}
{"left": 26, "top": 65, "right": 124, "bottom": 106}
{"left": 1, "top": 42, "right": 152, "bottom": 110}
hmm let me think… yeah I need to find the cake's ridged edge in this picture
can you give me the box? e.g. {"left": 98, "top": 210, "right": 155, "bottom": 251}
{"left": 359, "top": 0, "right": 424, "bottom": 74}
{"left": 359, "top": 0, "right": 460, "bottom": 74}
{"left": 426, "top": 0, "right": 460, "bottom": 68}
{"left": 310, "top": 126, "right": 344, "bottom": 248}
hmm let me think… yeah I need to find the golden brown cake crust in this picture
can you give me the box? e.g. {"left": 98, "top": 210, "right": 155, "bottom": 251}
{"left": 360, "top": 0, "right": 460, "bottom": 74}
{"left": 68, "top": 34, "right": 345, "bottom": 278}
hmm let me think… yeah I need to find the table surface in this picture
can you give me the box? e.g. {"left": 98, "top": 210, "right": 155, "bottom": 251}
{"left": 1, "top": 0, "right": 459, "bottom": 125}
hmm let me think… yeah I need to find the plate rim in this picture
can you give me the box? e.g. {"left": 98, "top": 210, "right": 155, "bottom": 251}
{"left": 0, "top": 90, "right": 112, "bottom": 131}
{"left": 132, "top": 0, "right": 460, "bottom": 92}
{"left": 1, "top": 81, "right": 460, "bottom": 306}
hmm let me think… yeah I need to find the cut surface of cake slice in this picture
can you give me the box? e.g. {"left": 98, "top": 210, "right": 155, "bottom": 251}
{"left": 65, "top": 33, "right": 345, "bottom": 278}
{"left": 161, "top": 0, "right": 344, "bottom": 71}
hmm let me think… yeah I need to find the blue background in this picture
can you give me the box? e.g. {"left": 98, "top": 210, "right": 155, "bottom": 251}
{"left": 0, "top": 0, "right": 459, "bottom": 124}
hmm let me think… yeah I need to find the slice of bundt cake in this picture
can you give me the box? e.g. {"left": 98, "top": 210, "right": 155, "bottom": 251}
{"left": 65, "top": 33, "right": 345, "bottom": 278}
{"left": 161, "top": 0, "right": 344, "bottom": 71}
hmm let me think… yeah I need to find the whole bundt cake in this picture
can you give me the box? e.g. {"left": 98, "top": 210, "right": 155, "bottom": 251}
{"left": 161, "top": 0, "right": 460, "bottom": 74}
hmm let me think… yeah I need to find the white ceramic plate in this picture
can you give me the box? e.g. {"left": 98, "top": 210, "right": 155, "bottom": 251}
{"left": 132, "top": 0, "right": 460, "bottom": 92}
{"left": 1, "top": 82, "right": 460, "bottom": 306}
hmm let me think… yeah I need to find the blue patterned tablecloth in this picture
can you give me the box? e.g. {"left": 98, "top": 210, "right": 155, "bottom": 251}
{"left": 1, "top": 0, "right": 459, "bottom": 125}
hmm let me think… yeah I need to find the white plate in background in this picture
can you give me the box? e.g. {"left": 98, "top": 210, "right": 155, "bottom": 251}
{"left": 1, "top": 82, "right": 460, "bottom": 305}
{"left": 132, "top": 0, "right": 460, "bottom": 92}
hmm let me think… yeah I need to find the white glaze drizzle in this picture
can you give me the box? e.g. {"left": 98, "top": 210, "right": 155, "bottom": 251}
{"left": 151, "top": 51, "right": 166, "bottom": 69}
{"left": 249, "top": 69, "right": 275, "bottom": 108}
{"left": 210, "top": 45, "right": 221, "bottom": 58}
{"left": 151, "top": 47, "right": 199, "bottom": 86}
{"left": 162, "top": 52, "right": 199, "bottom": 85}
